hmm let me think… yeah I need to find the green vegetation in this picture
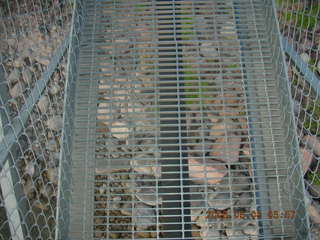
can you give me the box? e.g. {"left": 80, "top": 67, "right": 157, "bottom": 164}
{"left": 180, "top": 11, "right": 242, "bottom": 106}
{"left": 276, "top": 0, "right": 298, "bottom": 7}
{"left": 134, "top": 3, "right": 148, "bottom": 12}
{"left": 290, "top": 72, "right": 320, "bottom": 136}
{"left": 306, "top": 171, "right": 320, "bottom": 186}
{"left": 277, "top": 1, "right": 320, "bottom": 30}
{"left": 277, "top": 0, "right": 320, "bottom": 135}
{"left": 183, "top": 66, "right": 210, "bottom": 105}
{"left": 181, "top": 12, "right": 194, "bottom": 41}
{"left": 180, "top": 12, "right": 212, "bottom": 105}
{"left": 303, "top": 98, "right": 320, "bottom": 135}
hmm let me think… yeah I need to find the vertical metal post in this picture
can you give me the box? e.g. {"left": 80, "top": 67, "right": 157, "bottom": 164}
{"left": 0, "top": 65, "right": 25, "bottom": 240}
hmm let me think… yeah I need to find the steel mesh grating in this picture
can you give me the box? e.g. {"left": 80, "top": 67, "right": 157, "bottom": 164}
{"left": 56, "top": 0, "right": 309, "bottom": 239}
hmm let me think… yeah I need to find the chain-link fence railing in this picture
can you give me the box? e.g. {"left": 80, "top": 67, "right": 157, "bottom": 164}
{"left": 1, "top": 0, "right": 320, "bottom": 239}
{"left": 277, "top": 0, "right": 320, "bottom": 239}
{"left": 0, "top": 0, "right": 73, "bottom": 239}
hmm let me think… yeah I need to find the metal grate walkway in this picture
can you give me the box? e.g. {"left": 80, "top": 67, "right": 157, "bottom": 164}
{"left": 57, "top": 0, "right": 309, "bottom": 239}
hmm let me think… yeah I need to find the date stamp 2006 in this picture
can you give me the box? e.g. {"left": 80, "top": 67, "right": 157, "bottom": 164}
{"left": 207, "top": 210, "right": 296, "bottom": 220}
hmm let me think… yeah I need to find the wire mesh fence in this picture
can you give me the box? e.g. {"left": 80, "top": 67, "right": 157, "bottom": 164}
{"left": 0, "top": 0, "right": 319, "bottom": 239}
{"left": 276, "top": 0, "right": 320, "bottom": 238}
{"left": 0, "top": 0, "right": 73, "bottom": 239}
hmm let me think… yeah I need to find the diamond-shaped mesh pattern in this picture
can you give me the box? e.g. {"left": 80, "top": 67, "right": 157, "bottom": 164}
{"left": 0, "top": 0, "right": 72, "bottom": 239}
{"left": 277, "top": 0, "right": 320, "bottom": 238}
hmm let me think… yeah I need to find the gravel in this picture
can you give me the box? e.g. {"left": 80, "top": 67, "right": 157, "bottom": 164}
{"left": 199, "top": 42, "right": 219, "bottom": 58}
{"left": 37, "top": 95, "right": 49, "bottom": 114}
{"left": 47, "top": 115, "right": 63, "bottom": 131}
{"left": 49, "top": 84, "right": 60, "bottom": 96}
{"left": 0, "top": 3, "right": 71, "bottom": 236}
{"left": 7, "top": 68, "right": 20, "bottom": 83}
{"left": 110, "top": 121, "right": 129, "bottom": 139}
{"left": 9, "top": 82, "right": 23, "bottom": 98}
{"left": 22, "top": 68, "right": 33, "bottom": 85}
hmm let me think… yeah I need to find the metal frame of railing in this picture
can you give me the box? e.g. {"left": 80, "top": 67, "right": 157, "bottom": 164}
{"left": 0, "top": 0, "right": 319, "bottom": 239}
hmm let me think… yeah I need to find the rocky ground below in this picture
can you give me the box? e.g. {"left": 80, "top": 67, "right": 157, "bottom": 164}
{"left": 0, "top": 1, "right": 71, "bottom": 239}
{"left": 0, "top": 1, "right": 319, "bottom": 239}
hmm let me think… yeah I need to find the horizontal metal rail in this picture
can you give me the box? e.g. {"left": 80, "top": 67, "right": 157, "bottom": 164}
{"left": 281, "top": 36, "right": 320, "bottom": 96}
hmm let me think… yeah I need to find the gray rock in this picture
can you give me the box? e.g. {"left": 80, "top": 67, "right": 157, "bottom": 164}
{"left": 37, "top": 95, "right": 49, "bottom": 113}
{"left": 308, "top": 203, "right": 320, "bottom": 224}
{"left": 9, "top": 82, "right": 23, "bottom": 98}
{"left": 25, "top": 161, "right": 35, "bottom": 177}
{"left": 131, "top": 156, "right": 161, "bottom": 178}
{"left": 134, "top": 175, "right": 162, "bottom": 206}
{"left": 300, "top": 147, "right": 313, "bottom": 174}
{"left": 242, "top": 221, "right": 259, "bottom": 236}
{"left": 97, "top": 102, "right": 115, "bottom": 124}
{"left": 109, "top": 196, "right": 121, "bottom": 209}
{"left": 12, "top": 58, "right": 24, "bottom": 68}
{"left": 21, "top": 48, "right": 33, "bottom": 58}
{"left": 111, "top": 121, "right": 129, "bottom": 139}
{"left": 51, "top": 153, "right": 60, "bottom": 166}
{"left": 235, "top": 192, "right": 252, "bottom": 207}
{"left": 132, "top": 202, "right": 156, "bottom": 230}
{"left": 135, "top": 186, "right": 161, "bottom": 206}
{"left": 208, "top": 192, "right": 232, "bottom": 210}
{"left": 200, "top": 225, "right": 221, "bottom": 240}
{"left": 303, "top": 135, "right": 320, "bottom": 156}
{"left": 217, "top": 172, "right": 251, "bottom": 192}
{"left": 195, "top": 214, "right": 206, "bottom": 228}
{"left": 7, "top": 68, "right": 20, "bottom": 83}
{"left": 226, "top": 228, "right": 247, "bottom": 239}
{"left": 40, "top": 183, "right": 54, "bottom": 198}
{"left": 221, "top": 22, "right": 237, "bottom": 36}
{"left": 22, "top": 178, "right": 34, "bottom": 197}
{"left": 120, "top": 203, "right": 133, "bottom": 216}
{"left": 46, "top": 167, "right": 58, "bottom": 184}
{"left": 191, "top": 190, "right": 206, "bottom": 222}
{"left": 207, "top": 189, "right": 218, "bottom": 204}
{"left": 192, "top": 141, "right": 213, "bottom": 157}
{"left": 46, "top": 139, "right": 58, "bottom": 152}
{"left": 6, "top": 38, "right": 16, "bottom": 47}
{"left": 200, "top": 42, "right": 219, "bottom": 58}
{"left": 37, "top": 56, "right": 50, "bottom": 66}
{"left": 231, "top": 173, "right": 251, "bottom": 192}
{"left": 47, "top": 116, "right": 63, "bottom": 131}
{"left": 301, "top": 53, "right": 310, "bottom": 63}
{"left": 22, "top": 68, "right": 33, "bottom": 85}
{"left": 49, "top": 84, "right": 60, "bottom": 95}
